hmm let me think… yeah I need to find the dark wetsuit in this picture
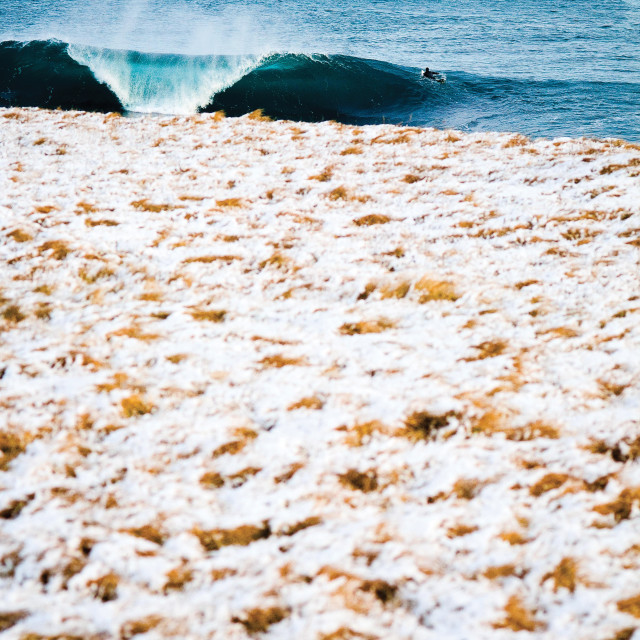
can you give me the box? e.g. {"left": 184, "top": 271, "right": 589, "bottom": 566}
{"left": 422, "top": 67, "right": 438, "bottom": 79}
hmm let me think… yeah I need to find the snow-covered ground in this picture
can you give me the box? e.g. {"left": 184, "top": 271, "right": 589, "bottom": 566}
{"left": 1, "top": 108, "right": 640, "bottom": 639}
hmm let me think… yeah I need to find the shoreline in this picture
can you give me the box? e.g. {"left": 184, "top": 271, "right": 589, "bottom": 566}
{"left": 1, "top": 107, "right": 640, "bottom": 639}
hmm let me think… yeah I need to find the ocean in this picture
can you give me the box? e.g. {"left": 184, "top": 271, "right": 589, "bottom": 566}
{"left": 1, "top": 0, "right": 639, "bottom": 140}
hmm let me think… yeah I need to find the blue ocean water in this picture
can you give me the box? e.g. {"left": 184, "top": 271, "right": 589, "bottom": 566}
{"left": 1, "top": 0, "right": 639, "bottom": 140}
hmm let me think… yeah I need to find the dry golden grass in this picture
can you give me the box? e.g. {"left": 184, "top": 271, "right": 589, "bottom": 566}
{"left": 247, "top": 109, "right": 271, "bottom": 122}
{"left": 124, "top": 525, "right": 167, "bottom": 545}
{"left": 164, "top": 566, "right": 193, "bottom": 592}
{"left": 469, "top": 340, "right": 508, "bottom": 360}
{"left": 232, "top": 606, "right": 288, "bottom": 634}
{"left": 503, "top": 421, "right": 560, "bottom": 441}
{"left": 280, "top": 516, "right": 322, "bottom": 537}
{"left": 342, "top": 420, "right": 386, "bottom": 447}
{"left": 211, "top": 567, "right": 237, "bottom": 581}
{"left": 193, "top": 522, "right": 271, "bottom": 551}
{"left": 493, "top": 596, "right": 544, "bottom": 632}
{"left": 0, "top": 611, "right": 27, "bottom": 632}
{"left": 79, "top": 267, "right": 114, "bottom": 284}
{"left": 34, "top": 302, "right": 52, "bottom": 320}
{"left": 216, "top": 198, "right": 244, "bottom": 208}
{"left": 88, "top": 573, "right": 119, "bottom": 602}
{"left": 2, "top": 305, "right": 25, "bottom": 323}
{"left": 228, "top": 467, "right": 261, "bottom": 487}
{"left": 191, "top": 309, "right": 227, "bottom": 323}
{"left": 447, "top": 524, "right": 478, "bottom": 538}
{"left": 109, "top": 325, "right": 158, "bottom": 341}
{"left": 121, "top": 395, "right": 154, "bottom": 418}
{"left": 618, "top": 594, "right": 640, "bottom": 618}
{"left": 85, "top": 218, "right": 119, "bottom": 227}
{"left": 0, "top": 431, "right": 27, "bottom": 471}
{"left": 397, "top": 411, "right": 457, "bottom": 442}
{"left": 502, "top": 134, "right": 530, "bottom": 148}
{"left": 0, "top": 498, "right": 31, "bottom": 520}
{"left": 353, "top": 214, "right": 391, "bottom": 226}
{"left": 120, "top": 615, "right": 164, "bottom": 640}
{"left": 309, "top": 167, "right": 333, "bottom": 181}
{"left": 38, "top": 240, "right": 70, "bottom": 260}
{"left": 542, "top": 557, "right": 578, "bottom": 593}
{"left": 356, "top": 283, "right": 377, "bottom": 301}
{"left": 340, "top": 146, "right": 363, "bottom": 155}
{"left": 274, "top": 462, "right": 304, "bottom": 484}
{"left": 499, "top": 531, "right": 528, "bottom": 546}
{"left": 453, "top": 478, "right": 481, "bottom": 500}
{"left": 259, "top": 354, "right": 306, "bottom": 368}
{"left": 359, "top": 579, "right": 398, "bottom": 604}
{"left": 288, "top": 396, "right": 324, "bottom": 411}
{"left": 371, "top": 133, "right": 412, "bottom": 145}
{"left": 414, "top": 277, "right": 458, "bottom": 302}
{"left": 7, "top": 229, "right": 32, "bottom": 243}
{"left": 200, "top": 471, "right": 225, "bottom": 489}
{"left": 33, "top": 284, "right": 53, "bottom": 295}
{"left": 338, "top": 469, "right": 379, "bottom": 493}
{"left": 593, "top": 488, "right": 640, "bottom": 523}
{"left": 131, "top": 199, "right": 175, "bottom": 212}
{"left": 380, "top": 281, "right": 411, "bottom": 300}
{"left": 259, "top": 251, "right": 289, "bottom": 270}
{"left": 530, "top": 473, "right": 570, "bottom": 497}
{"left": 483, "top": 565, "right": 519, "bottom": 580}
{"left": 339, "top": 318, "right": 394, "bottom": 335}
{"left": 327, "top": 186, "right": 349, "bottom": 201}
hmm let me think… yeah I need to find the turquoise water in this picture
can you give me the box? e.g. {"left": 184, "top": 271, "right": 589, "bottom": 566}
{"left": 1, "top": 0, "right": 639, "bottom": 139}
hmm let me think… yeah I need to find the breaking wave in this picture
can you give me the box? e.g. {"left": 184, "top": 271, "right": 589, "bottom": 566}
{"left": 0, "top": 39, "right": 445, "bottom": 122}
{"left": 2, "top": 39, "right": 639, "bottom": 140}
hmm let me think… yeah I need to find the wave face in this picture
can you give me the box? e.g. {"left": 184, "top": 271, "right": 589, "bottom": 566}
{"left": 1, "top": 39, "right": 639, "bottom": 140}
{"left": 67, "top": 44, "right": 259, "bottom": 114}
{"left": 0, "top": 40, "right": 122, "bottom": 112}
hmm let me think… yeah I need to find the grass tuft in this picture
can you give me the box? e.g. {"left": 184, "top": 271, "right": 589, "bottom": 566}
{"left": 280, "top": 516, "right": 322, "bottom": 536}
{"left": 0, "top": 611, "right": 28, "bottom": 632}
{"left": 191, "top": 309, "right": 227, "bottom": 323}
{"left": 232, "top": 606, "right": 288, "bottom": 634}
{"left": 593, "top": 488, "right": 640, "bottom": 523}
{"left": 193, "top": 522, "right": 271, "bottom": 551}
{"left": 125, "top": 525, "right": 167, "bottom": 545}
{"left": 530, "top": 473, "right": 569, "bottom": 497}
{"left": 618, "top": 594, "right": 640, "bottom": 619}
{"left": 184, "top": 255, "right": 241, "bottom": 264}
{"left": 493, "top": 596, "right": 545, "bottom": 632}
{"left": 247, "top": 109, "right": 271, "bottom": 122}
{"left": 121, "top": 395, "right": 154, "bottom": 418}
{"left": 353, "top": 214, "right": 391, "bottom": 226}
{"left": 260, "top": 354, "right": 306, "bottom": 368}
{"left": 2, "top": 305, "right": 26, "bottom": 323}
{"left": 131, "top": 199, "right": 175, "bottom": 212}
{"left": 7, "top": 229, "right": 32, "bottom": 243}
{"left": 164, "top": 566, "right": 193, "bottom": 592}
{"left": 88, "top": 573, "right": 119, "bottom": 601}
{"left": 338, "top": 469, "right": 379, "bottom": 492}
{"left": 288, "top": 396, "right": 324, "bottom": 411}
{"left": 38, "top": 240, "right": 70, "bottom": 260}
{"left": 339, "top": 318, "right": 394, "bottom": 335}
{"left": 200, "top": 471, "right": 225, "bottom": 489}
{"left": 542, "top": 557, "right": 578, "bottom": 593}
{"left": 0, "top": 431, "right": 27, "bottom": 471}
{"left": 398, "top": 411, "right": 457, "bottom": 442}
{"left": 120, "top": 616, "right": 163, "bottom": 640}
{"left": 415, "top": 277, "right": 458, "bottom": 302}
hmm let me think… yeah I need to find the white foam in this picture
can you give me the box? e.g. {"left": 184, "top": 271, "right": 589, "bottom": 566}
{"left": 67, "top": 44, "right": 261, "bottom": 114}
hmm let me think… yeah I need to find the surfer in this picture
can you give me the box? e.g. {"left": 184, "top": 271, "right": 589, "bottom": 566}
{"left": 421, "top": 66, "right": 438, "bottom": 80}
